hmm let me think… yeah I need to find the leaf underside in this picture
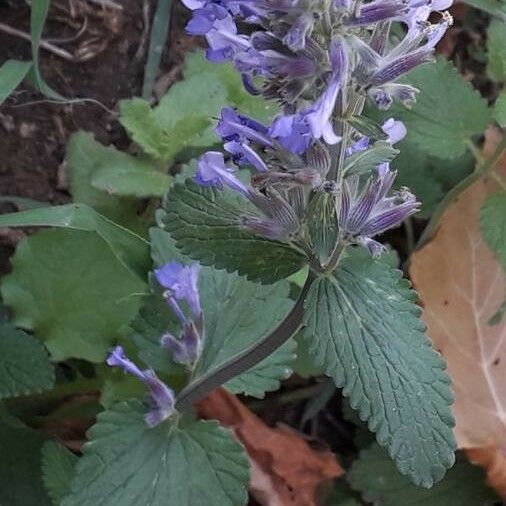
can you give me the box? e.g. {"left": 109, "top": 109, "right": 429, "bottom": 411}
{"left": 302, "top": 253, "right": 456, "bottom": 487}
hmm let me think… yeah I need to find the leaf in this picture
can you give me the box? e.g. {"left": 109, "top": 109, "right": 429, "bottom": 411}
{"left": 346, "top": 115, "right": 388, "bottom": 141}
{"left": 390, "top": 58, "right": 491, "bottom": 159}
{"left": 487, "top": 18, "right": 506, "bottom": 81}
{"left": 0, "top": 415, "right": 52, "bottom": 506}
{"left": 197, "top": 389, "right": 343, "bottom": 506}
{"left": 62, "top": 401, "right": 249, "bottom": 506}
{"left": 162, "top": 180, "right": 307, "bottom": 283}
{"left": 343, "top": 142, "right": 399, "bottom": 177}
{"left": 90, "top": 151, "right": 171, "bottom": 198}
{"left": 66, "top": 132, "right": 145, "bottom": 233}
{"left": 0, "top": 60, "right": 32, "bottom": 106}
{"left": 1, "top": 230, "right": 145, "bottom": 362}
{"left": 120, "top": 51, "right": 277, "bottom": 163}
{"left": 326, "top": 481, "right": 362, "bottom": 506}
{"left": 302, "top": 253, "right": 456, "bottom": 487}
{"left": 409, "top": 132, "right": 506, "bottom": 497}
{"left": 41, "top": 441, "right": 78, "bottom": 506}
{"left": 464, "top": 0, "right": 506, "bottom": 19}
{"left": 481, "top": 191, "right": 506, "bottom": 268}
{"left": 136, "top": 229, "right": 297, "bottom": 398}
{"left": 0, "top": 203, "right": 150, "bottom": 279}
{"left": 392, "top": 139, "right": 474, "bottom": 218}
{"left": 349, "top": 444, "right": 499, "bottom": 505}
{"left": 0, "top": 322, "right": 54, "bottom": 399}
{"left": 494, "top": 91, "right": 506, "bottom": 127}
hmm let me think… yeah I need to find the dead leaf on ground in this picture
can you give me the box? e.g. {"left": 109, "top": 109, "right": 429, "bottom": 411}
{"left": 410, "top": 127, "right": 506, "bottom": 498}
{"left": 197, "top": 388, "right": 343, "bottom": 506}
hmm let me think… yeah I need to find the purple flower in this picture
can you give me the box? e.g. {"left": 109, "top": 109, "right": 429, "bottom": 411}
{"left": 155, "top": 261, "right": 201, "bottom": 317}
{"left": 106, "top": 346, "right": 175, "bottom": 427}
{"left": 216, "top": 107, "right": 272, "bottom": 146}
{"left": 224, "top": 140, "right": 268, "bottom": 171}
{"left": 195, "top": 151, "right": 250, "bottom": 196}
{"left": 382, "top": 118, "right": 407, "bottom": 144}
{"left": 161, "top": 322, "right": 201, "bottom": 367}
{"left": 339, "top": 165, "right": 419, "bottom": 256}
{"left": 269, "top": 114, "right": 313, "bottom": 155}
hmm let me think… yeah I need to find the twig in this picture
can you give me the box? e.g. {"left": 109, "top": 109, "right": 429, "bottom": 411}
{"left": 0, "top": 22, "right": 76, "bottom": 62}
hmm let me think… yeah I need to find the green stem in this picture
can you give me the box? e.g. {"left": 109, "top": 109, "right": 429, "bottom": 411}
{"left": 418, "top": 134, "right": 506, "bottom": 248}
{"left": 175, "top": 271, "right": 316, "bottom": 410}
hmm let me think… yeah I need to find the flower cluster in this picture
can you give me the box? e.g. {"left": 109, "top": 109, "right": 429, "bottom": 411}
{"left": 181, "top": 0, "right": 446, "bottom": 260}
{"left": 106, "top": 261, "right": 203, "bottom": 427}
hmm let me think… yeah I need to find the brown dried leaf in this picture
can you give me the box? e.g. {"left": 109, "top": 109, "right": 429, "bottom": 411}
{"left": 197, "top": 389, "right": 343, "bottom": 506}
{"left": 467, "top": 447, "right": 506, "bottom": 498}
{"left": 410, "top": 128, "right": 506, "bottom": 497}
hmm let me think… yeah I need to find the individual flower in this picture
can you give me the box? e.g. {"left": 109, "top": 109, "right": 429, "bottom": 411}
{"left": 339, "top": 165, "right": 420, "bottom": 256}
{"left": 107, "top": 346, "right": 175, "bottom": 427}
{"left": 155, "top": 261, "right": 202, "bottom": 318}
{"left": 195, "top": 151, "right": 250, "bottom": 196}
{"left": 161, "top": 322, "right": 201, "bottom": 366}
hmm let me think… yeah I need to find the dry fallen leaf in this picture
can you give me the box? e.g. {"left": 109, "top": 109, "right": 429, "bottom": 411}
{"left": 410, "top": 128, "right": 506, "bottom": 497}
{"left": 197, "top": 389, "right": 343, "bottom": 506}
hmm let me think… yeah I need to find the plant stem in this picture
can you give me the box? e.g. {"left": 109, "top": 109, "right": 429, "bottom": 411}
{"left": 418, "top": 133, "right": 506, "bottom": 248}
{"left": 175, "top": 271, "right": 316, "bottom": 410}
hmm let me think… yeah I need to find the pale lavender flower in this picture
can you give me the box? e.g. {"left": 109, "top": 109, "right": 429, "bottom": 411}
{"left": 269, "top": 114, "right": 313, "bottom": 155}
{"left": 106, "top": 346, "right": 175, "bottom": 427}
{"left": 161, "top": 322, "right": 201, "bottom": 366}
{"left": 155, "top": 261, "right": 201, "bottom": 317}
{"left": 195, "top": 151, "right": 250, "bottom": 195}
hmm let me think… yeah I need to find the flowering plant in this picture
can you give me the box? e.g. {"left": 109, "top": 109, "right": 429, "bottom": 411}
{"left": 1, "top": 0, "right": 505, "bottom": 504}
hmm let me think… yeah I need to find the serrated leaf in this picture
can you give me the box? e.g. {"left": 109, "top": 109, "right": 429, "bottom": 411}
{"left": 0, "top": 60, "right": 32, "bottom": 106}
{"left": 343, "top": 141, "right": 399, "bottom": 177}
{"left": 0, "top": 416, "right": 52, "bottom": 506}
{"left": 135, "top": 229, "right": 297, "bottom": 398}
{"left": 1, "top": 230, "right": 145, "bottom": 362}
{"left": 487, "top": 18, "right": 506, "bottom": 81}
{"left": 120, "top": 51, "right": 277, "bottom": 164}
{"left": 41, "top": 441, "right": 78, "bottom": 505}
{"left": 0, "top": 203, "right": 150, "bottom": 279}
{"left": 65, "top": 132, "right": 145, "bottom": 233}
{"left": 480, "top": 191, "right": 506, "bottom": 268}
{"left": 389, "top": 58, "right": 491, "bottom": 159}
{"left": 349, "top": 444, "right": 498, "bottom": 505}
{"left": 0, "top": 322, "right": 54, "bottom": 399}
{"left": 302, "top": 253, "right": 456, "bottom": 487}
{"left": 162, "top": 180, "right": 307, "bottom": 283}
{"left": 62, "top": 401, "right": 249, "bottom": 506}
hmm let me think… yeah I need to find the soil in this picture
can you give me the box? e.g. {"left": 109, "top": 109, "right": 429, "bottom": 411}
{"left": 0, "top": 0, "right": 197, "bottom": 269}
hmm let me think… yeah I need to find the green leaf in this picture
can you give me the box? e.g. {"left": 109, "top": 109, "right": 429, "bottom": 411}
{"left": 41, "top": 441, "right": 78, "bottom": 506}
{"left": 91, "top": 158, "right": 171, "bottom": 198}
{"left": 0, "top": 322, "right": 54, "bottom": 399}
{"left": 66, "top": 132, "right": 145, "bottom": 233}
{"left": 307, "top": 192, "right": 339, "bottom": 263}
{"left": 0, "top": 415, "right": 52, "bottom": 506}
{"left": 0, "top": 203, "right": 150, "bottom": 279}
{"left": 346, "top": 115, "right": 388, "bottom": 141}
{"left": 349, "top": 444, "right": 499, "bottom": 505}
{"left": 62, "top": 401, "right": 249, "bottom": 506}
{"left": 390, "top": 58, "right": 491, "bottom": 159}
{"left": 326, "top": 481, "right": 362, "bottom": 506}
{"left": 343, "top": 141, "right": 399, "bottom": 177}
{"left": 494, "top": 91, "right": 506, "bottom": 127}
{"left": 464, "top": 0, "right": 506, "bottom": 19}
{"left": 392, "top": 139, "right": 474, "bottom": 218}
{"left": 1, "top": 230, "right": 145, "bottom": 362}
{"left": 487, "top": 18, "right": 506, "bottom": 81}
{"left": 120, "top": 51, "right": 277, "bottom": 164}
{"left": 162, "top": 180, "right": 307, "bottom": 283}
{"left": 480, "top": 191, "right": 506, "bottom": 268}
{"left": 0, "top": 60, "right": 32, "bottom": 106}
{"left": 302, "top": 253, "right": 456, "bottom": 487}
{"left": 137, "top": 229, "right": 297, "bottom": 398}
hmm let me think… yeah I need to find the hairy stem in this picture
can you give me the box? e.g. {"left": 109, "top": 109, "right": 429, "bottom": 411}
{"left": 176, "top": 271, "right": 316, "bottom": 410}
